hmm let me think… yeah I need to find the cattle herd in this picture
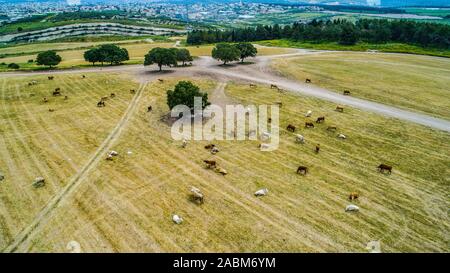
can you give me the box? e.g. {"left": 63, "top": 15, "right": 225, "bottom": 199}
{"left": 21, "top": 76, "right": 394, "bottom": 230}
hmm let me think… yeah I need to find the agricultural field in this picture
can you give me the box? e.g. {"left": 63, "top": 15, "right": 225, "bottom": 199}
{"left": 0, "top": 42, "right": 294, "bottom": 71}
{"left": 0, "top": 73, "right": 448, "bottom": 252}
{"left": 272, "top": 52, "right": 450, "bottom": 120}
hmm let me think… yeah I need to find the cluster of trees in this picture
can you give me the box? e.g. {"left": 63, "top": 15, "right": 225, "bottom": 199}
{"left": 187, "top": 19, "right": 450, "bottom": 49}
{"left": 144, "top": 47, "right": 193, "bottom": 71}
{"left": 84, "top": 44, "right": 129, "bottom": 66}
{"left": 212, "top": 42, "right": 257, "bottom": 65}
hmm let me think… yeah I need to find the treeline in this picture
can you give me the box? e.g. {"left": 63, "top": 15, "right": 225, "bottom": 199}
{"left": 187, "top": 19, "right": 450, "bottom": 49}
{"left": 49, "top": 11, "right": 127, "bottom": 22}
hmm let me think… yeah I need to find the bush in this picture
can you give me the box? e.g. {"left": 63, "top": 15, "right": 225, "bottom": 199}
{"left": 8, "top": 63, "right": 20, "bottom": 69}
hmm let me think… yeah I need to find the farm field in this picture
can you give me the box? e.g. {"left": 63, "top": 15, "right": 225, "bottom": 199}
{"left": 0, "top": 42, "right": 294, "bottom": 71}
{"left": 0, "top": 73, "right": 448, "bottom": 252}
{"left": 272, "top": 52, "right": 450, "bottom": 120}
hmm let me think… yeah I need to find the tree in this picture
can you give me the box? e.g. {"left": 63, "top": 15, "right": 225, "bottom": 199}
{"left": 175, "top": 48, "right": 193, "bottom": 66}
{"left": 167, "top": 81, "right": 210, "bottom": 111}
{"left": 98, "top": 44, "right": 129, "bottom": 65}
{"left": 144, "top": 47, "right": 177, "bottom": 71}
{"left": 339, "top": 23, "right": 359, "bottom": 45}
{"left": 235, "top": 42, "right": 257, "bottom": 63}
{"left": 8, "top": 63, "right": 20, "bottom": 69}
{"left": 36, "top": 51, "right": 62, "bottom": 68}
{"left": 83, "top": 48, "right": 103, "bottom": 66}
{"left": 211, "top": 43, "right": 241, "bottom": 65}
{"left": 17, "top": 27, "right": 23, "bottom": 32}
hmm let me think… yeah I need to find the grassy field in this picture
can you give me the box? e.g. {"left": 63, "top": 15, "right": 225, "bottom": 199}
{"left": 272, "top": 52, "right": 450, "bottom": 120}
{"left": 0, "top": 73, "right": 448, "bottom": 252}
{"left": 257, "top": 40, "right": 450, "bottom": 58}
{"left": 0, "top": 42, "right": 294, "bottom": 72}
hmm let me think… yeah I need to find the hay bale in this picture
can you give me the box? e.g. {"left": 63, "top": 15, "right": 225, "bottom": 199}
{"left": 32, "top": 177, "right": 45, "bottom": 188}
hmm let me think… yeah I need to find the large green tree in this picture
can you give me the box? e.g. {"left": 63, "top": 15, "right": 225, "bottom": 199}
{"left": 167, "top": 81, "right": 210, "bottom": 111}
{"left": 36, "top": 51, "right": 62, "bottom": 68}
{"left": 211, "top": 43, "right": 241, "bottom": 65}
{"left": 175, "top": 48, "right": 193, "bottom": 66}
{"left": 83, "top": 44, "right": 129, "bottom": 66}
{"left": 235, "top": 42, "right": 258, "bottom": 63}
{"left": 144, "top": 47, "right": 177, "bottom": 71}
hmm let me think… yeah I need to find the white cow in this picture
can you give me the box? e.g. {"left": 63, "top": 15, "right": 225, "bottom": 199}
{"left": 305, "top": 110, "right": 312, "bottom": 117}
{"left": 254, "top": 188, "right": 269, "bottom": 197}
{"left": 345, "top": 204, "right": 360, "bottom": 212}
{"left": 172, "top": 215, "right": 183, "bottom": 225}
{"left": 211, "top": 147, "right": 219, "bottom": 154}
{"left": 181, "top": 139, "right": 188, "bottom": 148}
{"left": 295, "top": 134, "right": 305, "bottom": 144}
{"left": 109, "top": 151, "right": 119, "bottom": 156}
{"left": 261, "top": 132, "right": 271, "bottom": 141}
{"left": 259, "top": 143, "right": 271, "bottom": 151}
{"left": 337, "top": 134, "right": 347, "bottom": 139}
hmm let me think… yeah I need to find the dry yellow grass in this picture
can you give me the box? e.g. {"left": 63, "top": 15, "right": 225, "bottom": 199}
{"left": 272, "top": 52, "right": 450, "bottom": 120}
{"left": 0, "top": 43, "right": 294, "bottom": 70}
{"left": 1, "top": 75, "right": 447, "bottom": 252}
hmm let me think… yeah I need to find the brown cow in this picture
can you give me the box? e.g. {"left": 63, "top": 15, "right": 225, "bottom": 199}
{"left": 203, "top": 160, "right": 217, "bottom": 169}
{"left": 287, "top": 124, "right": 296, "bottom": 132}
{"left": 297, "top": 166, "right": 308, "bottom": 175}
{"left": 130, "top": 89, "right": 136, "bottom": 94}
{"left": 378, "top": 164, "right": 392, "bottom": 174}
{"left": 336, "top": 106, "right": 344, "bottom": 113}
{"left": 270, "top": 84, "right": 278, "bottom": 89}
{"left": 315, "top": 144, "right": 321, "bottom": 154}
{"left": 147, "top": 106, "right": 152, "bottom": 112}
{"left": 48, "top": 109, "right": 55, "bottom": 112}
{"left": 97, "top": 101, "right": 105, "bottom": 107}
{"left": 305, "top": 122, "right": 314, "bottom": 128}
{"left": 52, "top": 90, "right": 61, "bottom": 96}
{"left": 305, "top": 79, "right": 312, "bottom": 83}
{"left": 48, "top": 76, "right": 54, "bottom": 80}
{"left": 158, "top": 79, "right": 164, "bottom": 83}
{"left": 110, "top": 93, "right": 116, "bottom": 98}
{"left": 316, "top": 116, "right": 325, "bottom": 123}
{"left": 343, "top": 90, "right": 351, "bottom": 96}
{"left": 349, "top": 192, "right": 359, "bottom": 201}
{"left": 327, "top": 126, "right": 337, "bottom": 131}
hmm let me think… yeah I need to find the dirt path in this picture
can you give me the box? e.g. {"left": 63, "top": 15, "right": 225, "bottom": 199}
{"left": 1, "top": 51, "right": 449, "bottom": 133}
{"left": 3, "top": 82, "right": 147, "bottom": 253}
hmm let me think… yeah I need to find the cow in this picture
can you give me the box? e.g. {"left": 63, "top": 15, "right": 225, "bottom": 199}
{"left": 287, "top": 124, "right": 296, "bottom": 132}
{"left": 249, "top": 84, "right": 257, "bottom": 88}
{"left": 64, "top": 96, "right": 68, "bottom": 100}
{"left": 305, "top": 79, "right": 312, "bottom": 83}
{"left": 345, "top": 204, "right": 360, "bottom": 212}
{"left": 305, "top": 122, "right": 314, "bottom": 128}
{"left": 52, "top": 90, "right": 61, "bottom": 96}
{"left": 261, "top": 132, "right": 271, "bottom": 141}
{"left": 259, "top": 143, "right": 271, "bottom": 151}
{"left": 343, "top": 90, "right": 351, "bottom": 96}
{"left": 336, "top": 106, "right": 344, "bottom": 113}
{"left": 211, "top": 147, "right": 219, "bottom": 155}
{"left": 32, "top": 177, "right": 46, "bottom": 188}
{"left": 29, "top": 80, "right": 38, "bottom": 86}
{"left": 297, "top": 166, "right": 308, "bottom": 175}
{"left": 48, "top": 76, "right": 54, "bottom": 80}
{"left": 158, "top": 79, "right": 164, "bottom": 83}
{"left": 147, "top": 106, "right": 153, "bottom": 112}
{"left": 316, "top": 116, "right": 325, "bottom": 123}
{"left": 378, "top": 164, "right": 392, "bottom": 174}
{"left": 337, "top": 134, "right": 347, "bottom": 139}
{"left": 181, "top": 139, "right": 188, "bottom": 148}
{"left": 349, "top": 192, "right": 359, "bottom": 201}
{"left": 97, "top": 101, "right": 105, "bottom": 107}
{"left": 130, "top": 89, "right": 136, "bottom": 94}
{"left": 110, "top": 93, "right": 116, "bottom": 98}
{"left": 270, "top": 84, "right": 278, "bottom": 89}
{"left": 295, "top": 134, "right": 305, "bottom": 144}
{"left": 82, "top": 75, "right": 86, "bottom": 79}
{"left": 43, "top": 97, "right": 48, "bottom": 103}
{"left": 101, "top": 96, "right": 108, "bottom": 102}
{"left": 215, "top": 167, "right": 228, "bottom": 176}
{"left": 305, "top": 110, "right": 312, "bottom": 117}
{"left": 268, "top": 118, "right": 272, "bottom": 123}
{"left": 203, "top": 160, "right": 216, "bottom": 169}
{"left": 327, "top": 126, "right": 337, "bottom": 132}
{"left": 172, "top": 215, "right": 183, "bottom": 224}
{"left": 48, "top": 109, "right": 55, "bottom": 112}
{"left": 315, "top": 144, "right": 321, "bottom": 154}
{"left": 55, "top": 87, "right": 61, "bottom": 92}
{"left": 205, "top": 144, "right": 216, "bottom": 150}
{"left": 255, "top": 188, "right": 269, "bottom": 197}
{"left": 191, "top": 187, "right": 204, "bottom": 204}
